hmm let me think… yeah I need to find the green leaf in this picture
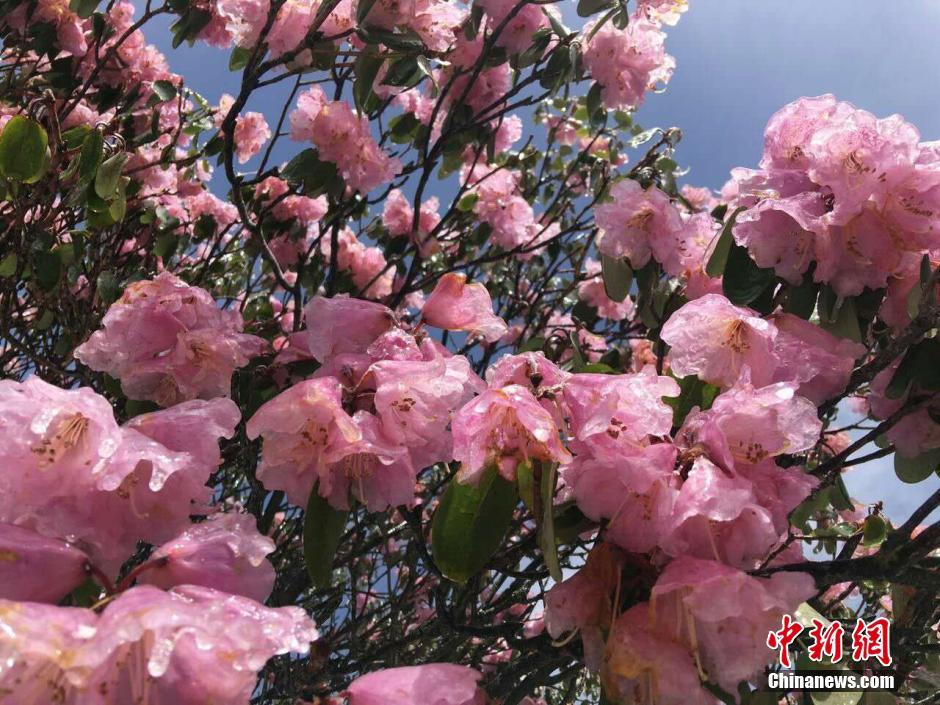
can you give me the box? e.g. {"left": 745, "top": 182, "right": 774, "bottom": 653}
{"left": 894, "top": 447, "right": 940, "bottom": 484}
{"left": 34, "top": 250, "right": 61, "bottom": 291}
{"left": 382, "top": 56, "right": 422, "bottom": 88}
{"left": 829, "top": 475, "right": 855, "bottom": 512}
{"left": 722, "top": 240, "right": 775, "bottom": 305}
{"left": 0, "top": 253, "right": 17, "bottom": 277}
{"left": 431, "top": 467, "right": 518, "bottom": 584}
{"left": 886, "top": 338, "right": 940, "bottom": 399}
{"left": 94, "top": 152, "right": 128, "bottom": 199}
{"left": 539, "top": 462, "right": 562, "bottom": 581}
{"left": 280, "top": 148, "right": 340, "bottom": 196}
{"left": 0, "top": 116, "right": 49, "bottom": 183}
{"left": 818, "top": 289, "right": 862, "bottom": 343}
{"left": 303, "top": 485, "right": 349, "bottom": 588}
{"left": 706, "top": 206, "right": 744, "bottom": 278}
{"left": 599, "top": 253, "right": 632, "bottom": 302}
{"left": 78, "top": 128, "right": 104, "bottom": 184}
{"left": 353, "top": 52, "right": 384, "bottom": 113}
{"left": 151, "top": 79, "right": 177, "bottom": 103}
{"left": 786, "top": 270, "right": 820, "bottom": 319}
{"left": 69, "top": 0, "right": 98, "bottom": 18}
{"left": 577, "top": 0, "right": 615, "bottom": 16}
{"left": 862, "top": 515, "right": 888, "bottom": 547}
{"left": 228, "top": 46, "right": 251, "bottom": 71}
{"left": 664, "top": 374, "right": 720, "bottom": 428}
{"left": 516, "top": 461, "right": 536, "bottom": 513}
{"left": 61, "top": 124, "right": 92, "bottom": 150}
{"left": 568, "top": 331, "right": 587, "bottom": 370}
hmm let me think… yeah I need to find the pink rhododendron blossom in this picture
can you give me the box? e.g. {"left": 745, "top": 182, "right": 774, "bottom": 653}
{"left": 563, "top": 443, "right": 679, "bottom": 554}
{"left": 140, "top": 512, "right": 276, "bottom": 602}
{"left": 477, "top": 0, "right": 552, "bottom": 55}
{"left": 369, "top": 356, "right": 484, "bottom": 469}
{"left": 578, "top": 259, "right": 635, "bottom": 321}
{"left": 365, "top": 0, "right": 466, "bottom": 53}
{"left": 728, "top": 95, "right": 940, "bottom": 297}
{"left": 660, "top": 293, "right": 778, "bottom": 387}
{"left": 0, "top": 523, "right": 89, "bottom": 604}
{"left": 298, "top": 295, "right": 396, "bottom": 364}
{"left": 289, "top": 85, "right": 402, "bottom": 192}
{"left": 688, "top": 381, "right": 823, "bottom": 465}
{"left": 453, "top": 385, "right": 571, "bottom": 484}
{"left": 544, "top": 543, "right": 624, "bottom": 669}
{"left": 595, "top": 179, "right": 684, "bottom": 267}
{"left": 650, "top": 557, "right": 816, "bottom": 693}
{"left": 563, "top": 368, "right": 680, "bottom": 452}
{"left": 603, "top": 603, "right": 713, "bottom": 705}
{"left": 582, "top": 15, "right": 674, "bottom": 111}
{"left": 74, "top": 273, "right": 266, "bottom": 406}
{"left": 345, "top": 664, "right": 486, "bottom": 705}
{"left": 768, "top": 312, "right": 865, "bottom": 404}
{"left": 0, "top": 585, "right": 317, "bottom": 703}
{"left": 247, "top": 377, "right": 361, "bottom": 507}
{"left": 422, "top": 273, "right": 509, "bottom": 343}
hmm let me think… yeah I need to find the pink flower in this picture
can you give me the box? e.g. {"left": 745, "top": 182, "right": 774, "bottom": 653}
{"left": 563, "top": 368, "right": 680, "bottom": 453}
{"left": 234, "top": 110, "right": 271, "bottom": 163}
{"left": 0, "top": 523, "right": 89, "bottom": 604}
{"left": 140, "top": 512, "right": 276, "bottom": 602}
{"left": 453, "top": 385, "right": 571, "bottom": 484}
{"left": 299, "top": 295, "right": 396, "bottom": 364}
{"left": 604, "top": 603, "right": 712, "bottom": 705}
{"left": 74, "top": 273, "right": 266, "bottom": 406}
{"left": 544, "top": 543, "right": 624, "bottom": 670}
{"left": 562, "top": 443, "right": 678, "bottom": 554}
{"left": 465, "top": 165, "right": 538, "bottom": 252}
{"left": 660, "top": 294, "right": 778, "bottom": 388}
{"left": 768, "top": 312, "right": 864, "bottom": 404}
{"left": 650, "top": 557, "right": 815, "bottom": 693}
{"left": 0, "top": 584, "right": 317, "bottom": 703}
{"left": 346, "top": 664, "right": 486, "bottom": 705}
{"left": 289, "top": 85, "right": 402, "bottom": 193}
{"left": 369, "top": 356, "right": 484, "bottom": 469}
{"left": 595, "top": 179, "right": 684, "bottom": 267}
{"left": 422, "top": 273, "right": 509, "bottom": 343}
{"left": 578, "top": 259, "right": 635, "bottom": 321}
{"left": 477, "top": 0, "right": 552, "bottom": 54}
{"left": 582, "top": 14, "right": 674, "bottom": 111}
{"left": 685, "top": 380, "right": 823, "bottom": 466}
{"left": 366, "top": 0, "right": 466, "bottom": 52}
{"left": 246, "top": 377, "right": 361, "bottom": 508}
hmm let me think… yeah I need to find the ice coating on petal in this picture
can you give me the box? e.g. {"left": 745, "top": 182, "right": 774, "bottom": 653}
{"left": 603, "top": 603, "right": 712, "bottom": 705}
{"left": 300, "top": 295, "right": 396, "bottom": 364}
{"left": 660, "top": 294, "right": 778, "bottom": 388}
{"left": 346, "top": 663, "right": 486, "bottom": 705}
{"left": 453, "top": 385, "right": 571, "bottom": 484}
{"left": 0, "top": 382, "right": 239, "bottom": 574}
{"left": 141, "top": 512, "right": 276, "bottom": 602}
{"left": 563, "top": 367, "right": 680, "bottom": 452}
{"left": 72, "top": 585, "right": 317, "bottom": 704}
{"left": 0, "top": 524, "right": 89, "bottom": 604}
{"left": 422, "top": 273, "right": 509, "bottom": 343}
{"left": 74, "top": 273, "right": 266, "bottom": 406}
{"left": 247, "top": 377, "right": 362, "bottom": 507}
{"left": 650, "top": 556, "right": 815, "bottom": 693}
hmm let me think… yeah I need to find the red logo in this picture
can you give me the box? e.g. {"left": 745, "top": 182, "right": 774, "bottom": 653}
{"left": 767, "top": 616, "right": 892, "bottom": 667}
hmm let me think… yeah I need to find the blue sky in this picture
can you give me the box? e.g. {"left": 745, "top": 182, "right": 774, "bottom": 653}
{"left": 151, "top": 2, "right": 940, "bottom": 523}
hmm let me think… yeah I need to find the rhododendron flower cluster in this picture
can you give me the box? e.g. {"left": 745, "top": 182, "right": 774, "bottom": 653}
{"left": 727, "top": 94, "right": 940, "bottom": 311}
{"left": 74, "top": 273, "right": 266, "bottom": 406}
{"left": 289, "top": 85, "right": 402, "bottom": 193}
{"left": 2, "top": 0, "right": 937, "bottom": 703}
